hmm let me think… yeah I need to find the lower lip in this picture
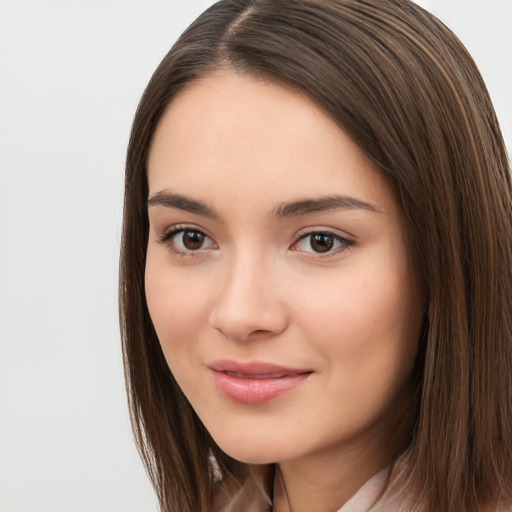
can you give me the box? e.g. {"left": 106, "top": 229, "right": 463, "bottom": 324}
{"left": 210, "top": 370, "right": 311, "bottom": 405}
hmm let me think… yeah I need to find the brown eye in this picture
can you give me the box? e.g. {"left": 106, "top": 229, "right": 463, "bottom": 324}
{"left": 292, "top": 230, "right": 353, "bottom": 256}
{"left": 160, "top": 227, "right": 216, "bottom": 254}
{"left": 310, "top": 233, "right": 334, "bottom": 253}
{"left": 182, "top": 230, "right": 205, "bottom": 250}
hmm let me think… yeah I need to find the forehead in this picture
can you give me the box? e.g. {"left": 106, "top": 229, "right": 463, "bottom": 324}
{"left": 147, "top": 71, "right": 397, "bottom": 216}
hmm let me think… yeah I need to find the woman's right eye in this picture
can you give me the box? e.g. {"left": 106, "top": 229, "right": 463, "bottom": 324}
{"left": 159, "top": 227, "right": 217, "bottom": 255}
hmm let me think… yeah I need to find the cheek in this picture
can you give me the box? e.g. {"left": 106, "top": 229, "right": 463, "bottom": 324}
{"left": 300, "top": 269, "right": 421, "bottom": 431}
{"left": 292, "top": 258, "right": 422, "bottom": 378}
{"left": 144, "top": 251, "right": 212, "bottom": 361}
{"left": 294, "top": 269, "right": 407, "bottom": 337}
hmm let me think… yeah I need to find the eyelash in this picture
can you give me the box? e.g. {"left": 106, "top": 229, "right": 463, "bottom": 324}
{"left": 157, "top": 225, "right": 354, "bottom": 258}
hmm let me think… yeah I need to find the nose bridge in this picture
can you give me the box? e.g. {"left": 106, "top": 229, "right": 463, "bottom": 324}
{"left": 209, "top": 245, "right": 287, "bottom": 341}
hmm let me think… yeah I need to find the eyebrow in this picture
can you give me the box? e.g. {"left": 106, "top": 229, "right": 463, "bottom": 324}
{"left": 147, "top": 191, "right": 380, "bottom": 218}
{"left": 148, "top": 191, "right": 218, "bottom": 218}
{"left": 272, "top": 195, "right": 381, "bottom": 217}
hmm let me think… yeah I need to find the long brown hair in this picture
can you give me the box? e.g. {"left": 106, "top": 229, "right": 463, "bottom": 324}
{"left": 119, "top": 1, "right": 512, "bottom": 510}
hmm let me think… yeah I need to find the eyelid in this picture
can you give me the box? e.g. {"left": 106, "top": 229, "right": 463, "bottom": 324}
{"left": 294, "top": 225, "right": 355, "bottom": 240}
{"left": 158, "top": 223, "right": 210, "bottom": 241}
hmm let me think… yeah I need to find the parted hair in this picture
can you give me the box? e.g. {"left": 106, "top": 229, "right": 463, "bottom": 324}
{"left": 119, "top": 1, "right": 512, "bottom": 511}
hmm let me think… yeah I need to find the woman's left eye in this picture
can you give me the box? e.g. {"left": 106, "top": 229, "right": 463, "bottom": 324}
{"left": 292, "top": 231, "right": 353, "bottom": 255}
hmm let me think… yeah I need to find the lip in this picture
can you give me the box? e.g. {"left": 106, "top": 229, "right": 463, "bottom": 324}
{"left": 208, "top": 360, "right": 313, "bottom": 405}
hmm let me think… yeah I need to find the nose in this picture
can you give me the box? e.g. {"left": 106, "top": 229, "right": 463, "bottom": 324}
{"left": 208, "top": 253, "right": 288, "bottom": 342}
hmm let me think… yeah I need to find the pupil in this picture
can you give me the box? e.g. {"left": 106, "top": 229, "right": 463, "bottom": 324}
{"left": 183, "top": 231, "right": 204, "bottom": 250}
{"left": 310, "top": 233, "right": 333, "bottom": 253}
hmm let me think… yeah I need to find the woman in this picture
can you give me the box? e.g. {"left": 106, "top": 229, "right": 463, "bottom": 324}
{"left": 119, "top": 0, "right": 512, "bottom": 511}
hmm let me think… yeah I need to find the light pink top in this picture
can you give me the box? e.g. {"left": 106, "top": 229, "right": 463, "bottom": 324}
{"left": 337, "top": 466, "right": 390, "bottom": 512}
{"left": 213, "top": 464, "right": 511, "bottom": 511}
{"left": 337, "top": 466, "right": 512, "bottom": 512}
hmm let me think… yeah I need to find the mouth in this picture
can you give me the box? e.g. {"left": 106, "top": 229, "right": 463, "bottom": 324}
{"left": 223, "top": 371, "right": 292, "bottom": 379}
{"left": 208, "top": 360, "right": 313, "bottom": 404}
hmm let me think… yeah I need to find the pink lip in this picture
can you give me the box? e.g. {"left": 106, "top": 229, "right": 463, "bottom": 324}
{"left": 208, "top": 360, "right": 313, "bottom": 405}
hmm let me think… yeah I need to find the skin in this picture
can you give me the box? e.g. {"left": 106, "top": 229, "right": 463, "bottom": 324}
{"left": 145, "top": 71, "right": 424, "bottom": 512}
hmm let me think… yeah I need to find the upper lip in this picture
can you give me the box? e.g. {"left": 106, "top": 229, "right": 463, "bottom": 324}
{"left": 208, "top": 359, "right": 312, "bottom": 377}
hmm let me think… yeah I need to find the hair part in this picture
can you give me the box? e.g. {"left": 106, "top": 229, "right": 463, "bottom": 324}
{"left": 120, "top": 1, "right": 512, "bottom": 510}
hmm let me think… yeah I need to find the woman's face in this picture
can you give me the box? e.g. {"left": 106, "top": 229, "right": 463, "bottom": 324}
{"left": 145, "top": 71, "right": 424, "bottom": 466}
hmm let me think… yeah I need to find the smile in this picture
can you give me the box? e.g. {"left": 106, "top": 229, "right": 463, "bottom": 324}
{"left": 208, "top": 360, "right": 313, "bottom": 404}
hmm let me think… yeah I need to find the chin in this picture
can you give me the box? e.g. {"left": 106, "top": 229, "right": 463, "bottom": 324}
{"left": 211, "top": 433, "right": 291, "bottom": 465}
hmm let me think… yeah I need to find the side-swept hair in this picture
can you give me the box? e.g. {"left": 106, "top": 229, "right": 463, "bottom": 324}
{"left": 119, "top": 1, "right": 512, "bottom": 510}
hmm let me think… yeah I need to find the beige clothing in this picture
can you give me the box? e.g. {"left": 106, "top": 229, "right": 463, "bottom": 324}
{"left": 338, "top": 466, "right": 512, "bottom": 512}
{"left": 213, "top": 463, "right": 511, "bottom": 512}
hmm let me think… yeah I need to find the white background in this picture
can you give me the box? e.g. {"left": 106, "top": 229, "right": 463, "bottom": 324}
{"left": 0, "top": 1, "right": 510, "bottom": 511}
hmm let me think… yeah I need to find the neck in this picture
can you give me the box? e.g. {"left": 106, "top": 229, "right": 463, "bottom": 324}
{"left": 271, "top": 410, "right": 411, "bottom": 512}
{"left": 272, "top": 453, "right": 387, "bottom": 512}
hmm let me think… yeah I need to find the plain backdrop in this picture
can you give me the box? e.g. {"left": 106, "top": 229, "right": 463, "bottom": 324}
{"left": 0, "top": 1, "right": 510, "bottom": 511}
